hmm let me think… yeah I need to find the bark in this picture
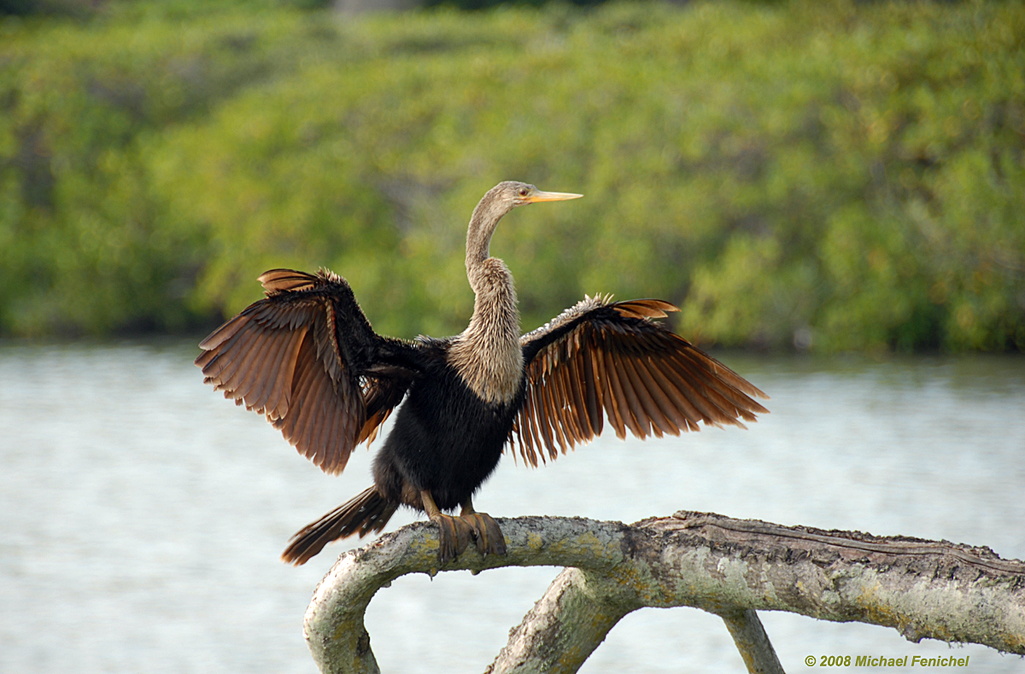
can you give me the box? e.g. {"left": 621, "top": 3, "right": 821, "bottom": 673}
{"left": 301, "top": 511, "right": 1025, "bottom": 674}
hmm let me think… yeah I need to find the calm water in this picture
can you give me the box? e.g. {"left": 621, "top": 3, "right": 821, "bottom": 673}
{"left": 1, "top": 340, "right": 1023, "bottom": 674}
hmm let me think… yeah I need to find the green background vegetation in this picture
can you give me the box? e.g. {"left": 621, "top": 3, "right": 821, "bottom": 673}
{"left": 2, "top": 0, "right": 1023, "bottom": 351}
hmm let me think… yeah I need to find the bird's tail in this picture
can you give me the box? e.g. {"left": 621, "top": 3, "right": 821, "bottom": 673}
{"left": 281, "top": 486, "right": 398, "bottom": 565}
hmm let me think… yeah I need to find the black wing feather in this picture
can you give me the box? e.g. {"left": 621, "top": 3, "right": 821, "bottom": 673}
{"left": 512, "top": 296, "right": 768, "bottom": 466}
{"left": 196, "top": 268, "right": 421, "bottom": 474}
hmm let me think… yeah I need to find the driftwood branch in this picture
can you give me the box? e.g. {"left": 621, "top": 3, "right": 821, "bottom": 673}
{"left": 302, "top": 511, "right": 1025, "bottom": 674}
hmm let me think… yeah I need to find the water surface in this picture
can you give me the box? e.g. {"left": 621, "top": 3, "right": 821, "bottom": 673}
{"left": 1, "top": 341, "right": 1022, "bottom": 673}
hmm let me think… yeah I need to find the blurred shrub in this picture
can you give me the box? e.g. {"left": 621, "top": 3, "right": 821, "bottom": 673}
{"left": 0, "top": 5, "right": 340, "bottom": 333}
{"left": 0, "top": 0, "right": 330, "bottom": 16}
{"left": 0, "top": 0, "right": 91, "bottom": 17}
{"left": 1, "top": 0, "right": 1023, "bottom": 350}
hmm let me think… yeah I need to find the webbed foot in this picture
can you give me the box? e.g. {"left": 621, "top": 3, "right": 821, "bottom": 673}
{"left": 459, "top": 504, "right": 507, "bottom": 558}
{"left": 430, "top": 511, "right": 474, "bottom": 564}
{"left": 421, "top": 491, "right": 507, "bottom": 564}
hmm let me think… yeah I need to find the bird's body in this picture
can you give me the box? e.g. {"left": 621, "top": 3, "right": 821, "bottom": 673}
{"left": 374, "top": 336, "right": 522, "bottom": 511}
{"left": 196, "top": 181, "right": 768, "bottom": 564}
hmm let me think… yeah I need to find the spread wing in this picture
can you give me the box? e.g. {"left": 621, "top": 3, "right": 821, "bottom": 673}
{"left": 195, "top": 269, "right": 420, "bottom": 474}
{"left": 511, "top": 296, "right": 769, "bottom": 467}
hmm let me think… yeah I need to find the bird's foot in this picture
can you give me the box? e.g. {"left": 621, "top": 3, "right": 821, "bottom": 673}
{"left": 421, "top": 491, "right": 507, "bottom": 564}
{"left": 459, "top": 509, "right": 507, "bottom": 558}
{"left": 428, "top": 511, "right": 506, "bottom": 564}
{"left": 430, "top": 512, "right": 475, "bottom": 564}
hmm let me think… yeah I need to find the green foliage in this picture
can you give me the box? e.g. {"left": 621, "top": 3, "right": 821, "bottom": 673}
{"left": 1, "top": 0, "right": 1023, "bottom": 351}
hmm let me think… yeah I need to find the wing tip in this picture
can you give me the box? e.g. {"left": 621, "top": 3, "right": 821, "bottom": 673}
{"left": 258, "top": 269, "right": 317, "bottom": 295}
{"left": 612, "top": 299, "right": 681, "bottom": 320}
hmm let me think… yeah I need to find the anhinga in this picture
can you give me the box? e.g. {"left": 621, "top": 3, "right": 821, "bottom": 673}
{"left": 196, "top": 181, "right": 768, "bottom": 565}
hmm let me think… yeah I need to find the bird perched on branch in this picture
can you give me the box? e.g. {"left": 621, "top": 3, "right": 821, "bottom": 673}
{"left": 195, "top": 181, "right": 768, "bottom": 565}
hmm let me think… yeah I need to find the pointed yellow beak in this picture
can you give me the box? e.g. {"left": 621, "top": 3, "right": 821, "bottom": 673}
{"left": 524, "top": 189, "right": 584, "bottom": 203}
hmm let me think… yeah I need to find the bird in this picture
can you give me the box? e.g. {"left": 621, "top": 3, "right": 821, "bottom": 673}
{"left": 195, "top": 181, "right": 768, "bottom": 565}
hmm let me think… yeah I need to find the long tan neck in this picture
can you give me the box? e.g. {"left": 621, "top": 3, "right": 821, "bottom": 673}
{"left": 449, "top": 257, "right": 523, "bottom": 405}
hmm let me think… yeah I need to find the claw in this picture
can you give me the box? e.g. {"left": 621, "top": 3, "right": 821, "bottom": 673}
{"left": 420, "top": 490, "right": 508, "bottom": 563}
{"left": 460, "top": 498, "right": 507, "bottom": 557}
{"left": 460, "top": 511, "right": 507, "bottom": 557}
{"left": 431, "top": 512, "right": 474, "bottom": 564}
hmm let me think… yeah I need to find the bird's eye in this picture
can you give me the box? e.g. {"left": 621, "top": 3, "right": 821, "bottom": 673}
{"left": 518, "top": 187, "right": 529, "bottom": 197}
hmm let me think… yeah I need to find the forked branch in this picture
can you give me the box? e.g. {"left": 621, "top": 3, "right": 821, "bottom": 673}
{"left": 302, "top": 512, "right": 1025, "bottom": 674}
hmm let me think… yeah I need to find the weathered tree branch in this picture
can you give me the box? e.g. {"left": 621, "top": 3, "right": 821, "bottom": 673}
{"left": 302, "top": 511, "right": 1025, "bottom": 674}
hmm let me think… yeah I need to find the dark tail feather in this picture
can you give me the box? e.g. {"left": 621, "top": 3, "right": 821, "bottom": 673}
{"left": 281, "top": 486, "right": 398, "bottom": 565}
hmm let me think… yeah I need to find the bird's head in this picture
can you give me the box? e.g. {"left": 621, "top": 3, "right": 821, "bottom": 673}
{"left": 467, "top": 181, "right": 582, "bottom": 271}
{"left": 495, "top": 181, "right": 583, "bottom": 210}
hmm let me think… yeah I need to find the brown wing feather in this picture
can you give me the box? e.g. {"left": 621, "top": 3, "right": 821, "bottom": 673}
{"left": 512, "top": 296, "right": 768, "bottom": 465}
{"left": 196, "top": 268, "right": 418, "bottom": 475}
